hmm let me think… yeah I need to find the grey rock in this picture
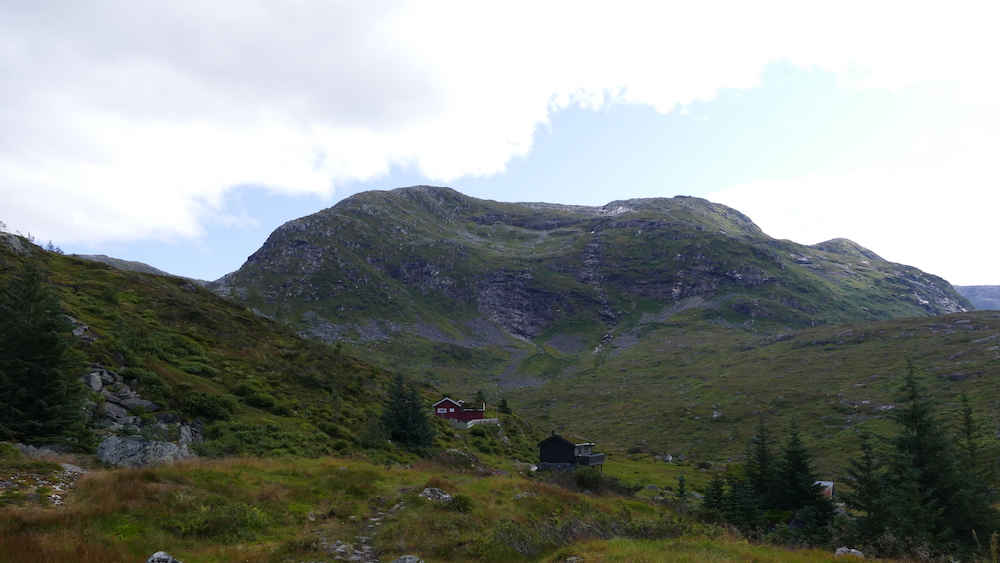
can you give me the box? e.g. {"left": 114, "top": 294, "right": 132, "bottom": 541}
{"left": 97, "top": 436, "right": 196, "bottom": 468}
{"left": 147, "top": 552, "right": 184, "bottom": 563}
{"left": 645, "top": 484, "right": 659, "bottom": 490}
{"left": 118, "top": 396, "right": 160, "bottom": 412}
{"left": 834, "top": 547, "right": 864, "bottom": 558}
{"left": 0, "top": 232, "right": 32, "bottom": 255}
{"left": 102, "top": 402, "right": 129, "bottom": 423}
{"left": 418, "top": 487, "right": 452, "bottom": 502}
{"left": 14, "top": 443, "right": 64, "bottom": 457}
{"left": 389, "top": 557, "right": 424, "bottom": 563}
{"left": 85, "top": 372, "right": 103, "bottom": 392}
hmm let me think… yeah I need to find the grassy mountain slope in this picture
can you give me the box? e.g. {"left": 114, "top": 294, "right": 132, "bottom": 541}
{"left": 510, "top": 309, "right": 1000, "bottom": 472}
{"left": 209, "top": 186, "right": 974, "bottom": 448}
{"left": 0, "top": 233, "right": 389, "bottom": 456}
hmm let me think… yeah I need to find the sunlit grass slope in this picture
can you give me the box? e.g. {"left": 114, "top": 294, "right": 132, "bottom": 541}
{"left": 0, "top": 237, "right": 389, "bottom": 455}
{"left": 511, "top": 310, "right": 1000, "bottom": 474}
{"left": 0, "top": 455, "right": 887, "bottom": 563}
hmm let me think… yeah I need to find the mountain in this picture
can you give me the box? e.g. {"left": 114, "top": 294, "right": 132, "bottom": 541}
{"left": 210, "top": 186, "right": 970, "bottom": 384}
{"left": 956, "top": 285, "right": 1000, "bottom": 310}
{"left": 72, "top": 253, "right": 208, "bottom": 285}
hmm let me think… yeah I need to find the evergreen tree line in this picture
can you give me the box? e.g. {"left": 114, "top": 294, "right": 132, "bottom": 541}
{"left": 0, "top": 262, "right": 89, "bottom": 447}
{"left": 840, "top": 365, "right": 999, "bottom": 558}
{"left": 699, "top": 364, "right": 1000, "bottom": 559}
{"left": 700, "top": 418, "right": 834, "bottom": 545}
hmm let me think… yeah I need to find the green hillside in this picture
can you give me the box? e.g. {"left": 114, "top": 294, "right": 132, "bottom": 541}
{"left": 208, "top": 186, "right": 979, "bottom": 467}
{"left": 0, "top": 232, "right": 391, "bottom": 457}
{"left": 509, "top": 309, "right": 1000, "bottom": 470}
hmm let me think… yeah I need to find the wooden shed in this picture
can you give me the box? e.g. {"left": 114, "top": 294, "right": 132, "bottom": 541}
{"left": 538, "top": 432, "right": 605, "bottom": 468}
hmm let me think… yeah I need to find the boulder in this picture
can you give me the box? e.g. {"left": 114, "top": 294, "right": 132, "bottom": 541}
{"left": 834, "top": 547, "right": 864, "bottom": 558}
{"left": 147, "top": 552, "right": 184, "bottom": 563}
{"left": 418, "top": 488, "right": 452, "bottom": 502}
{"left": 97, "top": 436, "right": 195, "bottom": 468}
{"left": 389, "top": 556, "right": 424, "bottom": 563}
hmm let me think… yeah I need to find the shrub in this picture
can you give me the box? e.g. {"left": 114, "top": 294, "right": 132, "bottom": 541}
{"left": 447, "top": 493, "right": 475, "bottom": 513}
{"left": 542, "top": 467, "right": 642, "bottom": 496}
{"left": 179, "top": 362, "right": 219, "bottom": 377}
{"left": 0, "top": 443, "right": 23, "bottom": 460}
{"left": 165, "top": 501, "right": 268, "bottom": 542}
{"left": 181, "top": 392, "right": 239, "bottom": 421}
{"left": 242, "top": 392, "right": 277, "bottom": 410}
{"left": 120, "top": 367, "right": 172, "bottom": 401}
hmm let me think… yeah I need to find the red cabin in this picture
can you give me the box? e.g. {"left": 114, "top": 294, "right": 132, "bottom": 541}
{"left": 432, "top": 397, "right": 485, "bottom": 421}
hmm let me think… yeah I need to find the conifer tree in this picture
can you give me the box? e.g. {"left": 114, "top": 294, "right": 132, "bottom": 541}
{"left": 380, "top": 372, "right": 435, "bottom": 451}
{"left": 702, "top": 473, "right": 727, "bottom": 519}
{"left": 770, "top": 423, "right": 834, "bottom": 545}
{"left": 0, "top": 263, "right": 87, "bottom": 446}
{"left": 723, "top": 478, "right": 765, "bottom": 535}
{"left": 497, "top": 397, "right": 511, "bottom": 414}
{"left": 772, "top": 424, "right": 833, "bottom": 518}
{"left": 745, "top": 416, "right": 778, "bottom": 507}
{"left": 876, "top": 364, "right": 999, "bottom": 552}
{"left": 842, "top": 430, "right": 888, "bottom": 544}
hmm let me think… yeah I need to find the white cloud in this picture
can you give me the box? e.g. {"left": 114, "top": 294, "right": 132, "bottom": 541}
{"left": 708, "top": 115, "right": 1000, "bottom": 285}
{"left": 1, "top": 0, "right": 998, "bottom": 246}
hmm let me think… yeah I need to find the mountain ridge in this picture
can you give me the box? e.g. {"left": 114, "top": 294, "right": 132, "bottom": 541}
{"left": 207, "top": 186, "right": 972, "bottom": 407}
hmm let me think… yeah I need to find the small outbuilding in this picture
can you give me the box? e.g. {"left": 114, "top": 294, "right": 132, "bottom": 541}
{"left": 538, "top": 431, "right": 605, "bottom": 469}
{"left": 432, "top": 397, "right": 485, "bottom": 421}
{"left": 815, "top": 480, "right": 835, "bottom": 499}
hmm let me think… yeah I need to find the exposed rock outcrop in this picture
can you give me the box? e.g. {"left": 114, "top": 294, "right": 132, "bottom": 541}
{"left": 97, "top": 435, "right": 196, "bottom": 468}
{"left": 147, "top": 552, "right": 185, "bottom": 563}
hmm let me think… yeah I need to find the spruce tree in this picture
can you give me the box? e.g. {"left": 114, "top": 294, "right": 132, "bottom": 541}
{"left": 497, "top": 397, "right": 511, "bottom": 414}
{"left": 771, "top": 423, "right": 834, "bottom": 545}
{"left": 842, "top": 430, "right": 888, "bottom": 544}
{"left": 380, "top": 372, "right": 435, "bottom": 452}
{"left": 745, "top": 416, "right": 778, "bottom": 507}
{"left": 0, "top": 263, "right": 87, "bottom": 446}
{"left": 772, "top": 424, "right": 833, "bottom": 518}
{"left": 702, "top": 473, "right": 727, "bottom": 519}
{"left": 880, "top": 364, "right": 998, "bottom": 552}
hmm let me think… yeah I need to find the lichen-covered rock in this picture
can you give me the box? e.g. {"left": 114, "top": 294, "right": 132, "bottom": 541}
{"left": 147, "top": 551, "right": 184, "bottom": 563}
{"left": 418, "top": 487, "right": 452, "bottom": 502}
{"left": 97, "top": 436, "right": 195, "bottom": 468}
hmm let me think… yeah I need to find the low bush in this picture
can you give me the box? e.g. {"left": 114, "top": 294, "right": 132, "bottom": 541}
{"left": 178, "top": 361, "right": 219, "bottom": 377}
{"left": 0, "top": 443, "right": 23, "bottom": 460}
{"left": 181, "top": 392, "right": 239, "bottom": 421}
{"left": 542, "top": 467, "right": 642, "bottom": 496}
{"left": 164, "top": 500, "right": 268, "bottom": 542}
{"left": 447, "top": 493, "right": 475, "bottom": 513}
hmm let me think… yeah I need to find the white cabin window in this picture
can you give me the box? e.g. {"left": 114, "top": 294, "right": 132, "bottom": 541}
{"left": 449, "top": 408, "right": 455, "bottom": 412}
{"left": 437, "top": 408, "right": 447, "bottom": 413}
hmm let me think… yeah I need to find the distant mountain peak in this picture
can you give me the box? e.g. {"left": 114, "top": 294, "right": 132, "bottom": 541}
{"left": 810, "top": 238, "right": 884, "bottom": 262}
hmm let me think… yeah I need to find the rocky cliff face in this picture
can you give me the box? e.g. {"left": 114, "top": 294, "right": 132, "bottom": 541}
{"left": 211, "top": 187, "right": 971, "bottom": 359}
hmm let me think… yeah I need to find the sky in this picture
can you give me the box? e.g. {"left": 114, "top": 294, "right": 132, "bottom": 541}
{"left": 1, "top": 1, "right": 998, "bottom": 285}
